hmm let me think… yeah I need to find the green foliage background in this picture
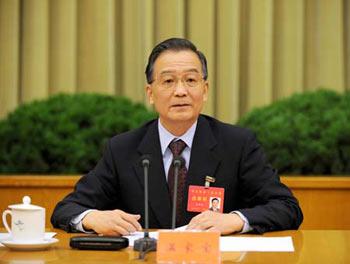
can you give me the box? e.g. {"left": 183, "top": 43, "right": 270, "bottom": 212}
{"left": 0, "top": 94, "right": 157, "bottom": 174}
{"left": 238, "top": 90, "right": 350, "bottom": 175}
{"left": 1, "top": 90, "right": 349, "bottom": 175}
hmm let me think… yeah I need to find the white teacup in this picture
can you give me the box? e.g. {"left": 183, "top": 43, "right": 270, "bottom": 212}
{"left": 2, "top": 196, "right": 45, "bottom": 243}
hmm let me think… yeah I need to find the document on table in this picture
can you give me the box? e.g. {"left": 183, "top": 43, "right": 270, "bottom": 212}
{"left": 220, "top": 236, "right": 294, "bottom": 252}
{"left": 124, "top": 225, "right": 186, "bottom": 246}
{"left": 124, "top": 230, "right": 294, "bottom": 252}
{"left": 124, "top": 231, "right": 159, "bottom": 247}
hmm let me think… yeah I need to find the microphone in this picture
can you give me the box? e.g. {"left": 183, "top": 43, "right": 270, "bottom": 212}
{"left": 171, "top": 156, "right": 185, "bottom": 229}
{"left": 133, "top": 155, "right": 157, "bottom": 254}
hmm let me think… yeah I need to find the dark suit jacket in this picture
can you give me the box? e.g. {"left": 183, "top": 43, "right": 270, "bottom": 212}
{"left": 51, "top": 115, "right": 303, "bottom": 234}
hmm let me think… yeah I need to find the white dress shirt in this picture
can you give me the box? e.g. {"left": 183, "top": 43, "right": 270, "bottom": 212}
{"left": 158, "top": 119, "right": 196, "bottom": 178}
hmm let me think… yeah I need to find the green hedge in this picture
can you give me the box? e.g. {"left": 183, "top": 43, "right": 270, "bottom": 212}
{"left": 0, "top": 93, "right": 157, "bottom": 174}
{"left": 238, "top": 90, "right": 350, "bottom": 175}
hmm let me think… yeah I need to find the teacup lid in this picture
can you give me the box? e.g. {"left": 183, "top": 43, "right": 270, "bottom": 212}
{"left": 8, "top": 196, "right": 44, "bottom": 210}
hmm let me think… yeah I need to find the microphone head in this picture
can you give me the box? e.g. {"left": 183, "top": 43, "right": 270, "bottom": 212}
{"left": 173, "top": 156, "right": 185, "bottom": 167}
{"left": 140, "top": 154, "right": 151, "bottom": 168}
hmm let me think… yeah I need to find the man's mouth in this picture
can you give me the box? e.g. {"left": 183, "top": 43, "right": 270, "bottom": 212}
{"left": 172, "top": 103, "right": 190, "bottom": 107}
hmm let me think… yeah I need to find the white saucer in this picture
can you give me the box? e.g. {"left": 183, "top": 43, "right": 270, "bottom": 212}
{"left": 1, "top": 238, "right": 58, "bottom": 251}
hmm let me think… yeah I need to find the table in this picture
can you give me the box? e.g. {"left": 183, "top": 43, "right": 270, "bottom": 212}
{"left": 1, "top": 229, "right": 349, "bottom": 263}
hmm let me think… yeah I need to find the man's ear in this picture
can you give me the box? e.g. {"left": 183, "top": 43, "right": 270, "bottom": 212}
{"left": 146, "top": 84, "right": 154, "bottom": 105}
{"left": 203, "top": 80, "right": 209, "bottom": 102}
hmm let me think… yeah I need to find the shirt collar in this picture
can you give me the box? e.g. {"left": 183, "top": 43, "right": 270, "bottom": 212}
{"left": 158, "top": 119, "right": 197, "bottom": 155}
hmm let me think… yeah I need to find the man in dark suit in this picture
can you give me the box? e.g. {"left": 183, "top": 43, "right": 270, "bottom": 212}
{"left": 51, "top": 38, "right": 303, "bottom": 235}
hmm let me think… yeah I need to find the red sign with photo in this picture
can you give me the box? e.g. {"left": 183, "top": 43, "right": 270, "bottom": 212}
{"left": 187, "top": 186, "right": 225, "bottom": 213}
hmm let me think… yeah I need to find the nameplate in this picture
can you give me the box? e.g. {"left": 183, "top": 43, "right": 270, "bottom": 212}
{"left": 157, "top": 230, "right": 220, "bottom": 263}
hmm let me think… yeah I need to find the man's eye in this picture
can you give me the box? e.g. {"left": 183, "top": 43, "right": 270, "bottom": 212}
{"left": 163, "top": 79, "right": 174, "bottom": 84}
{"left": 186, "top": 78, "right": 197, "bottom": 85}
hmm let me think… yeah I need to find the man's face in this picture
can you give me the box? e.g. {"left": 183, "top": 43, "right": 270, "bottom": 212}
{"left": 212, "top": 199, "right": 219, "bottom": 208}
{"left": 146, "top": 50, "right": 208, "bottom": 129}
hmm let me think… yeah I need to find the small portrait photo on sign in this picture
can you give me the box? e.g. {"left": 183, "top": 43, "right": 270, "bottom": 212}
{"left": 209, "top": 197, "right": 221, "bottom": 212}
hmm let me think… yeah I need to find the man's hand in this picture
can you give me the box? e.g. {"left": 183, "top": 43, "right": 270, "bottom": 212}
{"left": 186, "top": 211, "right": 244, "bottom": 235}
{"left": 82, "top": 209, "right": 142, "bottom": 236}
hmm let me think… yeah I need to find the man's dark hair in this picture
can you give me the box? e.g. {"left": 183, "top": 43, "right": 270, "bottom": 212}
{"left": 211, "top": 198, "right": 219, "bottom": 203}
{"left": 145, "top": 38, "right": 208, "bottom": 84}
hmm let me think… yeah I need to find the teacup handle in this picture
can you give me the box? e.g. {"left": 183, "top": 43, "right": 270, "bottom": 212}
{"left": 2, "top": 209, "right": 12, "bottom": 234}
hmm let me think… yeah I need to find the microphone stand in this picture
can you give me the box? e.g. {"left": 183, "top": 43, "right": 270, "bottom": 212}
{"left": 134, "top": 158, "right": 157, "bottom": 256}
{"left": 171, "top": 156, "right": 183, "bottom": 229}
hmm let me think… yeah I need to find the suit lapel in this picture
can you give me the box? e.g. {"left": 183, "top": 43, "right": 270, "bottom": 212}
{"left": 185, "top": 116, "right": 222, "bottom": 222}
{"left": 187, "top": 116, "right": 221, "bottom": 185}
{"left": 133, "top": 121, "right": 172, "bottom": 228}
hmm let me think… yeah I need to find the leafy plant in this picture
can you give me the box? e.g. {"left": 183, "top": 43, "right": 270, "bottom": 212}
{"left": 238, "top": 89, "right": 350, "bottom": 175}
{"left": 0, "top": 93, "right": 157, "bottom": 174}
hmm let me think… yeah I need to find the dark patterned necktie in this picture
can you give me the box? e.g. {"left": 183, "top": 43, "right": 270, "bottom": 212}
{"left": 167, "top": 139, "right": 187, "bottom": 227}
